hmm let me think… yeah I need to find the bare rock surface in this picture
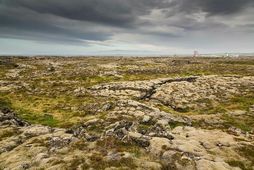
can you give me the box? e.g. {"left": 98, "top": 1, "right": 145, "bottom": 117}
{"left": 89, "top": 76, "right": 254, "bottom": 112}
{"left": 1, "top": 101, "right": 253, "bottom": 169}
{"left": 1, "top": 56, "right": 254, "bottom": 170}
{"left": 152, "top": 76, "right": 254, "bottom": 110}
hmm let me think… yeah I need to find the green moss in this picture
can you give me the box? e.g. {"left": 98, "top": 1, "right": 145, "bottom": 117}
{"left": 0, "top": 59, "right": 18, "bottom": 69}
{"left": 70, "top": 140, "right": 88, "bottom": 151}
{"left": 207, "top": 106, "right": 227, "bottom": 114}
{"left": 175, "top": 107, "right": 191, "bottom": 113}
{"left": 1, "top": 57, "right": 254, "bottom": 137}
{"left": 230, "top": 145, "right": 254, "bottom": 170}
{"left": 229, "top": 95, "right": 254, "bottom": 111}
{"left": 0, "top": 97, "right": 12, "bottom": 110}
{"left": 86, "top": 124, "right": 104, "bottom": 133}
{"left": 68, "top": 158, "right": 89, "bottom": 169}
{"left": 198, "top": 105, "right": 227, "bottom": 115}
{"left": 215, "top": 60, "right": 254, "bottom": 65}
{"left": 96, "top": 136, "right": 142, "bottom": 157}
{"left": 0, "top": 98, "right": 61, "bottom": 127}
{"left": 227, "top": 160, "right": 248, "bottom": 170}
{"left": 237, "top": 145, "right": 254, "bottom": 163}
{"left": 30, "top": 138, "right": 47, "bottom": 147}
{"left": 0, "top": 91, "right": 112, "bottom": 128}
{"left": 80, "top": 75, "right": 120, "bottom": 87}
{"left": 0, "top": 129, "right": 20, "bottom": 140}
{"left": 18, "top": 110, "right": 59, "bottom": 127}
{"left": 137, "top": 124, "right": 150, "bottom": 134}
{"left": 89, "top": 153, "right": 136, "bottom": 169}
{"left": 221, "top": 114, "right": 254, "bottom": 132}
{"left": 0, "top": 94, "right": 60, "bottom": 127}
{"left": 157, "top": 104, "right": 174, "bottom": 114}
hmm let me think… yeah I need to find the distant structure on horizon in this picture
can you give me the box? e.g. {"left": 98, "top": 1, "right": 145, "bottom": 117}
{"left": 193, "top": 50, "right": 199, "bottom": 57}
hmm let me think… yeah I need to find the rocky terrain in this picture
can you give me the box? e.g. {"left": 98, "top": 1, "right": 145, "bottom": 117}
{"left": 0, "top": 56, "right": 254, "bottom": 170}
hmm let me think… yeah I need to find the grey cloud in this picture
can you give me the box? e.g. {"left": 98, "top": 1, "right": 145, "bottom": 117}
{"left": 199, "top": 0, "right": 254, "bottom": 15}
{"left": 1, "top": 0, "right": 162, "bottom": 27}
{"left": 0, "top": 0, "right": 253, "bottom": 53}
{"left": 0, "top": 0, "right": 175, "bottom": 44}
{"left": 171, "top": 0, "right": 254, "bottom": 16}
{"left": 0, "top": 4, "right": 111, "bottom": 43}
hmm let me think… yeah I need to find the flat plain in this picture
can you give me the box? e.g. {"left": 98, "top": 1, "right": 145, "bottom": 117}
{"left": 0, "top": 56, "right": 254, "bottom": 170}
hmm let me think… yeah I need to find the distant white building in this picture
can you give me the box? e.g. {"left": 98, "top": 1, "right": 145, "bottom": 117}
{"left": 193, "top": 50, "right": 199, "bottom": 57}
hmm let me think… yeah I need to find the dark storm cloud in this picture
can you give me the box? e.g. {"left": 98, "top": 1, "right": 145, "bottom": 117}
{"left": 0, "top": 0, "right": 253, "bottom": 47}
{"left": 2, "top": 0, "right": 133, "bottom": 26}
{"left": 174, "top": 0, "right": 254, "bottom": 16}
{"left": 0, "top": 0, "right": 175, "bottom": 43}
{"left": 0, "top": 3, "right": 111, "bottom": 43}
{"left": 1, "top": 0, "right": 171, "bottom": 27}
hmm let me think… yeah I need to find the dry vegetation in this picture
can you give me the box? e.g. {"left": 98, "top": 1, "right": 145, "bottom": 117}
{"left": 0, "top": 56, "right": 254, "bottom": 170}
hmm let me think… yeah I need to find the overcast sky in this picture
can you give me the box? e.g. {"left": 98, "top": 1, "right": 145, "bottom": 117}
{"left": 0, "top": 0, "right": 254, "bottom": 55}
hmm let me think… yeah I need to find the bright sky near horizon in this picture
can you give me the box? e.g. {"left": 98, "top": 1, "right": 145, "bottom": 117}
{"left": 0, "top": 0, "right": 254, "bottom": 55}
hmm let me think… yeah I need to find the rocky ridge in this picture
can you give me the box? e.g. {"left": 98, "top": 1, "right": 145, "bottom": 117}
{"left": 1, "top": 75, "right": 254, "bottom": 169}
